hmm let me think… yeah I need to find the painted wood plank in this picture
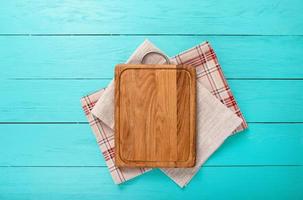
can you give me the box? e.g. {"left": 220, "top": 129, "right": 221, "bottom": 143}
{"left": 0, "top": 167, "right": 302, "bottom": 199}
{"left": 0, "top": 124, "right": 302, "bottom": 167}
{"left": 0, "top": 80, "right": 302, "bottom": 122}
{"left": 0, "top": 0, "right": 303, "bottom": 34}
{"left": 1, "top": 36, "right": 303, "bottom": 78}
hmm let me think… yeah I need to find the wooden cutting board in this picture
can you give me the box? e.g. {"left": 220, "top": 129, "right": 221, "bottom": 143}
{"left": 115, "top": 64, "right": 196, "bottom": 168}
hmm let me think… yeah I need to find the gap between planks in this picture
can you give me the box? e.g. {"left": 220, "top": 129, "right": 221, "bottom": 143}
{"left": 1, "top": 34, "right": 303, "bottom": 37}
{"left": 0, "top": 122, "right": 302, "bottom": 124}
{"left": 0, "top": 165, "right": 301, "bottom": 168}
{"left": 7, "top": 78, "right": 303, "bottom": 80}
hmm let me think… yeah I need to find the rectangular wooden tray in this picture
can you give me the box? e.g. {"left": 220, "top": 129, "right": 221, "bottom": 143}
{"left": 115, "top": 64, "right": 196, "bottom": 168}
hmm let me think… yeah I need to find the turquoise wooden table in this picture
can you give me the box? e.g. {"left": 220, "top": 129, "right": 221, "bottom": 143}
{"left": 0, "top": 1, "right": 302, "bottom": 199}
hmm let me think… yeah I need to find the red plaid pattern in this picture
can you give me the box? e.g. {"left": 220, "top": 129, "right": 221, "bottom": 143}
{"left": 81, "top": 89, "right": 151, "bottom": 184}
{"left": 81, "top": 40, "right": 247, "bottom": 186}
{"left": 171, "top": 41, "right": 247, "bottom": 132}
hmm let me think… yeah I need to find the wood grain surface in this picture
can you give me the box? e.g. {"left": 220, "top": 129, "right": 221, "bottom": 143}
{"left": 1, "top": 0, "right": 302, "bottom": 34}
{"left": 1, "top": 36, "right": 303, "bottom": 79}
{"left": 115, "top": 64, "right": 196, "bottom": 167}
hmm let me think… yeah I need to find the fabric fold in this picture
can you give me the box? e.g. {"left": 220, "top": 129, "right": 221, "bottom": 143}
{"left": 81, "top": 39, "right": 247, "bottom": 187}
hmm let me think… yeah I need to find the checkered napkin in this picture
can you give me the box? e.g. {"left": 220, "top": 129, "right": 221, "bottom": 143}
{"left": 81, "top": 90, "right": 151, "bottom": 184}
{"left": 161, "top": 83, "right": 242, "bottom": 187}
{"left": 82, "top": 40, "right": 247, "bottom": 187}
{"left": 170, "top": 41, "right": 247, "bottom": 132}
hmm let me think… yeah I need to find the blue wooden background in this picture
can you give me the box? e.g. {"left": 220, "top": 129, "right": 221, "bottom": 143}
{"left": 0, "top": 1, "right": 302, "bottom": 199}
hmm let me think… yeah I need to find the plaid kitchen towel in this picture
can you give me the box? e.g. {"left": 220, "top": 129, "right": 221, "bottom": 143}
{"left": 170, "top": 41, "right": 247, "bottom": 132}
{"left": 92, "top": 40, "right": 247, "bottom": 132}
{"left": 161, "top": 82, "right": 242, "bottom": 187}
{"left": 85, "top": 40, "right": 247, "bottom": 187}
{"left": 80, "top": 40, "right": 169, "bottom": 184}
{"left": 81, "top": 89, "right": 151, "bottom": 184}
